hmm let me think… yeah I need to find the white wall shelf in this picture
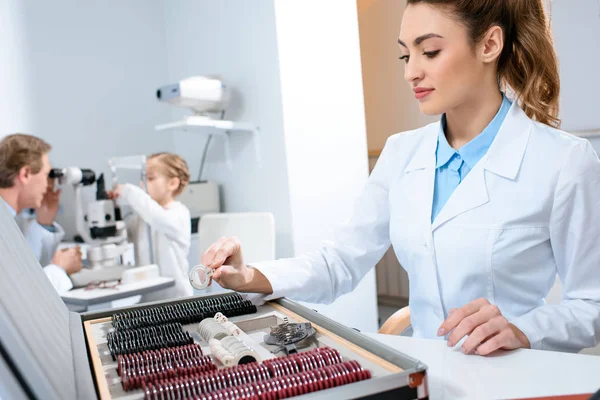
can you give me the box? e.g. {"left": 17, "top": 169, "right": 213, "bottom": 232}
{"left": 155, "top": 116, "right": 260, "bottom": 169}
{"left": 573, "top": 129, "right": 600, "bottom": 139}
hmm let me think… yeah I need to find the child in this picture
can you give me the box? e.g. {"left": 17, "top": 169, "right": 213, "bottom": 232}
{"left": 108, "top": 152, "right": 192, "bottom": 300}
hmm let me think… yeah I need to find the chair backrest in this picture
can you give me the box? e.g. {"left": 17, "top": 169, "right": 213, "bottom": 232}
{"left": 197, "top": 212, "right": 276, "bottom": 264}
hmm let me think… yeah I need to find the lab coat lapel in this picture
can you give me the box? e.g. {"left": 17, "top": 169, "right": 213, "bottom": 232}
{"left": 403, "top": 123, "right": 439, "bottom": 231}
{"left": 431, "top": 101, "right": 532, "bottom": 231}
{"left": 431, "top": 164, "right": 489, "bottom": 231}
{"left": 402, "top": 124, "right": 447, "bottom": 323}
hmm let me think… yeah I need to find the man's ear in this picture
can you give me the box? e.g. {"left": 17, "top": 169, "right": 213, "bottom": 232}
{"left": 17, "top": 166, "right": 31, "bottom": 185}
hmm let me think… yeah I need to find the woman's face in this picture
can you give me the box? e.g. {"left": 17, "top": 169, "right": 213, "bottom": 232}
{"left": 399, "top": 4, "right": 491, "bottom": 115}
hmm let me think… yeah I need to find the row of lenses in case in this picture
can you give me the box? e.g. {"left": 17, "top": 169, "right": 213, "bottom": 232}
{"left": 262, "top": 347, "right": 342, "bottom": 377}
{"left": 119, "top": 345, "right": 343, "bottom": 393}
{"left": 118, "top": 344, "right": 216, "bottom": 391}
{"left": 143, "top": 360, "right": 370, "bottom": 400}
{"left": 107, "top": 323, "right": 193, "bottom": 359}
{"left": 135, "top": 347, "right": 350, "bottom": 399}
{"left": 111, "top": 293, "right": 257, "bottom": 331}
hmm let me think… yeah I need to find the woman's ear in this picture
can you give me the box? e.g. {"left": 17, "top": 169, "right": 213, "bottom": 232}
{"left": 479, "top": 25, "right": 504, "bottom": 64}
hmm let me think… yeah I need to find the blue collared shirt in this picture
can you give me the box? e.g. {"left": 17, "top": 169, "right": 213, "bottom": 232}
{"left": 1, "top": 198, "right": 16, "bottom": 217}
{"left": 431, "top": 95, "right": 512, "bottom": 222}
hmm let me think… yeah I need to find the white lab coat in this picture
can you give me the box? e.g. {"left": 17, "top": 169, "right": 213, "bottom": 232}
{"left": 0, "top": 198, "right": 73, "bottom": 292}
{"left": 118, "top": 184, "right": 192, "bottom": 301}
{"left": 250, "top": 102, "right": 600, "bottom": 352}
{"left": 18, "top": 217, "right": 73, "bottom": 292}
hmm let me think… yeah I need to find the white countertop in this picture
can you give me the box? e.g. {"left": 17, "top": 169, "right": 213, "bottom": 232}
{"left": 60, "top": 277, "right": 174, "bottom": 305}
{"left": 367, "top": 333, "right": 600, "bottom": 400}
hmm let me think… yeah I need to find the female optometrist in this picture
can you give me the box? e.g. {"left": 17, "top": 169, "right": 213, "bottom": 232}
{"left": 199, "top": 0, "right": 600, "bottom": 355}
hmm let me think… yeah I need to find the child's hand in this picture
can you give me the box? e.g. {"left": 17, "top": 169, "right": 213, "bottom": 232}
{"left": 107, "top": 184, "right": 123, "bottom": 200}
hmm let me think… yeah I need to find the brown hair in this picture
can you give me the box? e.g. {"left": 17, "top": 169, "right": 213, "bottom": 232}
{"left": 0, "top": 134, "right": 52, "bottom": 188}
{"left": 406, "top": 0, "right": 560, "bottom": 128}
{"left": 148, "top": 152, "right": 190, "bottom": 196}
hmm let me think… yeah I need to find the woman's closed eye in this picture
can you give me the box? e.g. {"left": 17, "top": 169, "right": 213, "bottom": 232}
{"left": 423, "top": 50, "right": 441, "bottom": 58}
{"left": 398, "top": 50, "right": 440, "bottom": 63}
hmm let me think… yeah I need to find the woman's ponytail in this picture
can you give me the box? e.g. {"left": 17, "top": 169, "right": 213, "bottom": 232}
{"left": 499, "top": 0, "right": 560, "bottom": 128}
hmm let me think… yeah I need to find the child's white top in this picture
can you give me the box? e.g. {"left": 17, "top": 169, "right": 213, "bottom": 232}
{"left": 119, "top": 184, "right": 192, "bottom": 300}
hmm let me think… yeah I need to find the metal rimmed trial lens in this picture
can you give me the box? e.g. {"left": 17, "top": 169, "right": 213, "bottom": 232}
{"left": 189, "top": 264, "right": 214, "bottom": 289}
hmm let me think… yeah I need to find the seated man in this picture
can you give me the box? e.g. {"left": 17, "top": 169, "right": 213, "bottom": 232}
{"left": 0, "top": 133, "right": 81, "bottom": 292}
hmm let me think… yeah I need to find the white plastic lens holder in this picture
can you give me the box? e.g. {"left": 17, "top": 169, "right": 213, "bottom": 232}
{"left": 189, "top": 264, "right": 214, "bottom": 290}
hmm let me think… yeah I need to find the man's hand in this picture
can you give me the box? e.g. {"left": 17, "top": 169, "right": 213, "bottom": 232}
{"left": 438, "top": 298, "right": 531, "bottom": 355}
{"left": 51, "top": 247, "right": 83, "bottom": 275}
{"left": 36, "top": 178, "right": 61, "bottom": 226}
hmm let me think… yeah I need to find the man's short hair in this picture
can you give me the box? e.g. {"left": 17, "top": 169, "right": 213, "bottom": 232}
{"left": 0, "top": 134, "right": 52, "bottom": 188}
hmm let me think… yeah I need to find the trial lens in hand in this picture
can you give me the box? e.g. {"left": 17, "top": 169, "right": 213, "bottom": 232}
{"left": 189, "top": 264, "right": 214, "bottom": 290}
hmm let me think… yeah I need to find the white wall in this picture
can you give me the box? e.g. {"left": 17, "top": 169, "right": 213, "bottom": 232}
{"left": 551, "top": 1, "right": 600, "bottom": 154}
{"left": 273, "top": 0, "right": 379, "bottom": 333}
{"left": 0, "top": 0, "right": 34, "bottom": 137}
{"left": 163, "top": 0, "right": 378, "bottom": 331}
{"left": 162, "top": 0, "right": 295, "bottom": 258}
{"left": 16, "top": 0, "right": 174, "bottom": 236}
{"left": 551, "top": 0, "right": 600, "bottom": 133}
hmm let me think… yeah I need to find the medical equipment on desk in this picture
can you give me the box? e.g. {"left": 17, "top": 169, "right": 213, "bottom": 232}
{"left": 0, "top": 207, "right": 429, "bottom": 400}
{"left": 50, "top": 167, "right": 136, "bottom": 287}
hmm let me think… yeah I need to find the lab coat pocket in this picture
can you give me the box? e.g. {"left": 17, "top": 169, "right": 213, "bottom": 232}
{"left": 434, "top": 225, "right": 499, "bottom": 305}
{"left": 489, "top": 226, "right": 552, "bottom": 310}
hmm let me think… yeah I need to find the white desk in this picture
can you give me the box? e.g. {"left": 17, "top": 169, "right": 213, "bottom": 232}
{"left": 367, "top": 333, "right": 600, "bottom": 400}
{"left": 61, "top": 277, "right": 175, "bottom": 311}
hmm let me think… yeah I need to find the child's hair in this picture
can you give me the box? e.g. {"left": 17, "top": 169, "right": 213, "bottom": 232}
{"left": 148, "top": 152, "right": 190, "bottom": 196}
